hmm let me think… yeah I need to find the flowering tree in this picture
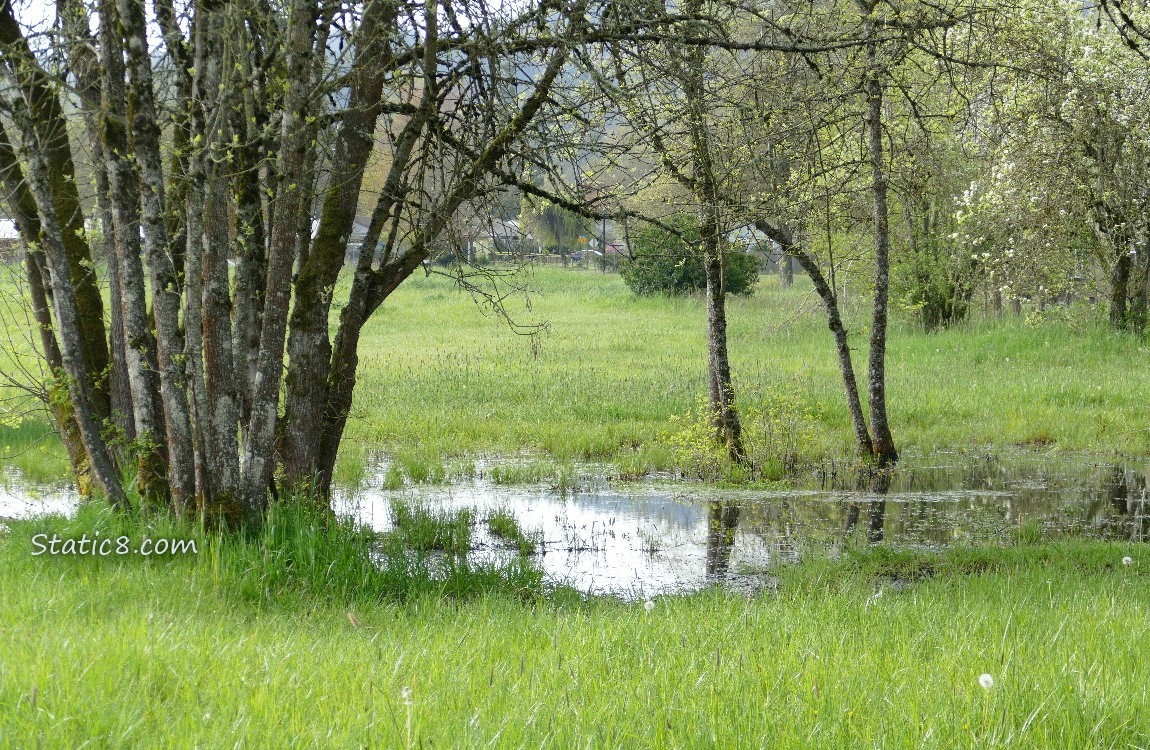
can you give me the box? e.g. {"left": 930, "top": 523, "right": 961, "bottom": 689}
{"left": 959, "top": 1, "right": 1150, "bottom": 330}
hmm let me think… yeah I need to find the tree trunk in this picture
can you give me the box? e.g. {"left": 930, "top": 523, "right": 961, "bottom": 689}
{"left": 281, "top": 0, "right": 392, "bottom": 490}
{"left": 702, "top": 228, "right": 745, "bottom": 462}
{"left": 185, "top": 1, "right": 243, "bottom": 522}
{"left": 1109, "top": 251, "right": 1132, "bottom": 331}
{"left": 780, "top": 252, "right": 794, "bottom": 288}
{"left": 0, "top": 3, "right": 111, "bottom": 422}
{"left": 227, "top": 68, "right": 267, "bottom": 428}
{"left": 756, "top": 220, "right": 873, "bottom": 458}
{"left": 240, "top": 0, "right": 321, "bottom": 517}
{"left": 313, "top": 113, "right": 433, "bottom": 493}
{"left": 681, "top": 0, "right": 744, "bottom": 464}
{"left": 0, "top": 123, "right": 96, "bottom": 495}
{"left": 98, "top": 0, "right": 169, "bottom": 504}
{"left": 64, "top": 0, "right": 134, "bottom": 450}
{"left": 120, "top": 0, "right": 197, "bottom": 511}
{"left": 861, "top": 19, "right": 898, "bottom": 466}
{"left": 4, "top": 78, "right": 127, "bottom": 508}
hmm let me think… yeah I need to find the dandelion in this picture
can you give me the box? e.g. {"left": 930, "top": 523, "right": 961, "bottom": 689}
{"left": 401, "top": 686, "right": 413, "bottom": 705}
{"left": 979, "top": 673, "right": 995, "bottom": 690}
{"left": 1123, "top": 556, "right": 1133, "bottom": 566}
{"left": 644, "top": 599, "right": 655, "bottom": 612}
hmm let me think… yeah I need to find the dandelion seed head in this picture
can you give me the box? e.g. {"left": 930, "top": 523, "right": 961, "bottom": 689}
{"left": 1123, "top": 556, "right": 1133, "bottom": 566}
{"left": 979, "top": 673, "right": 995, "bottom": 690}
{"left": 644, "top": 599, "right": 655, "bottom": 612}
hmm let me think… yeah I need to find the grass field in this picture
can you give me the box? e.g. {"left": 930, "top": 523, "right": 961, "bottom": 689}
{"left": 5, "top": 265, "right": 1150, "bottom": 487}
{"left": 4, "top": 268, "right": 1150, "bottom": 747}
{"left": 2, "top": 509, "right": 1147, "bottom": 748}
{"left": 339, "top": 267, "right": 1150, "bottom": 485}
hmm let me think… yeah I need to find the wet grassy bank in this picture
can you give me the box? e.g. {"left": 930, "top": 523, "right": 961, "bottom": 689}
{"left": 1, "top": 504, "right": 1147, "bottom": 748}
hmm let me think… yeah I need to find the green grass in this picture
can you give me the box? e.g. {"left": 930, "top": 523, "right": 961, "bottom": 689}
{"left": 2, "top": 513, "right": 1148, "bottom": 748}
{"left": 4, "top": 266, "right": 1150, "bottom": 486}
{"left": 485, "top": 507, "right": 543, "bottom": 554}
{"left": 339, "top": 268, "right": 1150, "bottom": 482}
{"left": 388, "top": 499, "right": 475, "bottom": 555}
{"left": 0, "top": 420, "right": 72, "bottom": 487}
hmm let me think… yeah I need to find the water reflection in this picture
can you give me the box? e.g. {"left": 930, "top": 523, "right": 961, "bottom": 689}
{"left": 337, "top": 452, "right": 1150, "bottom": 596}
{"left": 705, "top": 502, "right": 739, "bottom": 577}
{"left": 844, "top": 469, "right": 892, "bottom": 543}
{"left": 3, "top": 451, "right": 1150, "bottom": 597}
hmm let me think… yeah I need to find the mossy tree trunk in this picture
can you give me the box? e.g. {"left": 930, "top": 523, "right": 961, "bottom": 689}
{"left": 860, "top": 6, "right": 898, "bottom": 466}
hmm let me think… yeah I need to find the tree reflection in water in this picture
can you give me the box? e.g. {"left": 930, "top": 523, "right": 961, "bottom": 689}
{"left": 705, "top": 501, "right": 740, "bottom": 577}
{"left": 844, "top": 468, "right": 893, "bottom": 543}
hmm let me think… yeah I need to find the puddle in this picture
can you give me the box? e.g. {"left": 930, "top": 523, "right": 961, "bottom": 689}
{"left": 3, "top": 452, "right": 1148, "bottom": 598}
{"left": 336, "top": 452, "right": 1150, "bottom": 597}
{"left": 1, "top": 469, "right": 79, "bottom": 523}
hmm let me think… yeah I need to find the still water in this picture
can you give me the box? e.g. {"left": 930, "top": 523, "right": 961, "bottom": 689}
{"left": 4, "top": 451, "right": 1147, "bottom": 597}
{"left": 335, "top": 451, "right": 1150, "bottom": 597}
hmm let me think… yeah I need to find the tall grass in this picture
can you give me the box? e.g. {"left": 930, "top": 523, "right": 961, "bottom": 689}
{"left": 5, "top": 495, "right": 543, "bottom": 608}
{"left": 5, "top": 266, "right": 1150, "bottom": 487}
{"left": 1, "top": 524, "right": 1147, "bottom": 747}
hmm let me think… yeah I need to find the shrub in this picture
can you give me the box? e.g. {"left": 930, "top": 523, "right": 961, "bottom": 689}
{"left": 620, "top": 217, "right": 759, "bottom": 296}
{"left": 667, "top": 382, "right": 823, "bottom": 483}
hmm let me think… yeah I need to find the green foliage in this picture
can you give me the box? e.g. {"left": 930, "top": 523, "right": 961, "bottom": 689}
{"left": 667, "top": 383, "right": 822, "bottom": 482}
{"left": 388, "top": 500, "right": 474, "bottom": 555}
{"left": 620, "top": 217, "right": 760, "bottom": 297}
{"left": 740, "top": 383, "right": 824, "bottom": 479}
{"left": 892, "top": 232, "right": 979, "bottom": 331}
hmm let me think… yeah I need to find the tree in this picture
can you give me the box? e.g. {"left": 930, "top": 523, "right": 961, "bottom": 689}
{"left": 620, "top": 216, "right": 760, "bottom": 297}
{"left": 0, "top": 0, "right": 593, "bottom": 522}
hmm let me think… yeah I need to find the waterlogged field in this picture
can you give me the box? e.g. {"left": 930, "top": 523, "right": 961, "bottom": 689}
{"left": 338, "top": 268, "right": 1150, "bottom": 485}
{"left": 3, "top": 267, "right": 1150, "bottom": 747}
{"left": 1, "top": 524, "right": 1148, "bottom": 748}
{"left": 4, "top": 265, "right": 1150, "bottom": 487}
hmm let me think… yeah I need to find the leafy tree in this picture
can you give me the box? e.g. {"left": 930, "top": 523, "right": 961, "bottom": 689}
{"left": 620, "top": 218, "right": 760, "bottom": 297}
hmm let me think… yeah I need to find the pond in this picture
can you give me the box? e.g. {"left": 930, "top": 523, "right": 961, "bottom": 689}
{"left": 335, "top": 451, "right": 1150, "bottom": 597}
{"left": 4, "top": 451, "right": 1148, "bottom": 598}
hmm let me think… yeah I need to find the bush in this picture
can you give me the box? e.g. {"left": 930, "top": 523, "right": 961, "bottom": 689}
{"left": 620, "top": 217, "right": 760, "bottom": 296}
{"left": 667, "top": 382, "right": 823, "bottom": 483}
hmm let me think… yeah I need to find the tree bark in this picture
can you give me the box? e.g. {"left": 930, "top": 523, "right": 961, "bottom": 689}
{"left": 3, "top": 76, "right": 127, "bottom": 508}
{"left": 0, "top": 2, "right": 111, "bottom": 422}
{"left": 861, "top": 14, "right": 898, "bottom": 466}
{"left": 185, "top": 0, "right": 243, "bottom": 521}
{"left": 281, "top": 0, "right": 392, "bottom": 489}
{"left": 1109, "top": 251, "right": 1132, "bottom": 331}
{"left": 119, "top": 0, "right": 197, "bottom": 511}
{"left": 681, "top": 0, "right": 744, "bottom": 463}
{"left": 0, "top": 122, "right": 95, "bottom": 495}
{"left": 97, "top": 0, "right": 170, "bottom": 504}
{"left": 63, "top": 0, "right": 134, "bottom": 451}
{"left": 755, "top": 220, "right": 873, "bottom": 458}
{"left": 780, "top": 252, "right": 794, "bottom": 288}
{"left": 240, "top": 0, "right": 321, "bottom": 516}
